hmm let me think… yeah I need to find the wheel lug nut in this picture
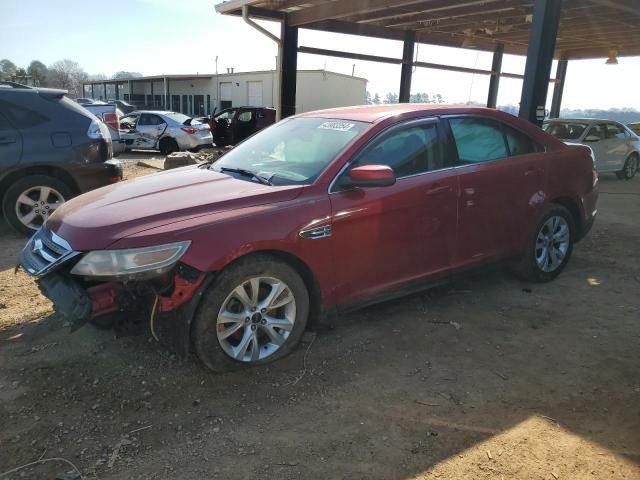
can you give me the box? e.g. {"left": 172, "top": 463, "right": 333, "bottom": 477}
{"left": 260, "top": 308, "right": 266, "bottom": 313}
{"left": 245, "top": 317, "right": 250, "bottom": 323}
{"left": 251, "top": 324, "right": 257, "bottom": 331}
{"left": 261, "top": 319, "right": 266, "bottom": 325}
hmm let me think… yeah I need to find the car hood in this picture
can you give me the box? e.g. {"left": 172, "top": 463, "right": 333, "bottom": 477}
{"left": 48, "top": 166, "right": 303, "bottom": 251}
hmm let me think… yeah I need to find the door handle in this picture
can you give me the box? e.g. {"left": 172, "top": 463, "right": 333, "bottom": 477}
{"left": 425, "top": 184, "right": 449, "bottom": 195}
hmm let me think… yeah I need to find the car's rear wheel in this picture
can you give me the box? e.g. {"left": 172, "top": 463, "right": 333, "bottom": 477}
{"left": 192, "top": 255, "right": 309, "bottom": 373}
{"left": 512, "top": 205, "right": 574, "bottom": 283}
{"left": 159, "top": 137, "right": 179, "bottom": 155}
{"left": 2, "top": 175, "right": 72, "bottom": 236}
{"left": 616, "top": 154, "right": 638, "bottom": 180}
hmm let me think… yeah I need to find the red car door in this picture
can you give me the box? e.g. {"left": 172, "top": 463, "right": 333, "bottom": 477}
{"left": 328, "top": 118, "right": 459, "bottom": 307}
{"left": 446, "top": 116, "right": 512, "bottom": 269}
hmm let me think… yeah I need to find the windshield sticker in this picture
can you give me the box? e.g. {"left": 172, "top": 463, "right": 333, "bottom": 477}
{"left": 318, "top": 121, "right": 355, "bottom": 132}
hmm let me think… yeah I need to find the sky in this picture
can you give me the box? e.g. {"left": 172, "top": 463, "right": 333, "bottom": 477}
{"left": 2, "top": 0, "right": 640, "bottom": 110}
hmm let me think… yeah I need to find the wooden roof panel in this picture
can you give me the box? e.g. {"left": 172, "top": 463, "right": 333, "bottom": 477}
{"left": 216, "top": 0, "right": 640, "bottom": 59}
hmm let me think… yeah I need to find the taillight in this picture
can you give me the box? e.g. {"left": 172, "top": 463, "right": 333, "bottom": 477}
{"left": 181, "top": 127, "right": 198, "bottom": 135}
{"left": 103, "top": 112, "right": 119, "bottom": 131}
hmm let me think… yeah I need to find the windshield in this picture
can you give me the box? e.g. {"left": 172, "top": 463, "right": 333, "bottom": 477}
{"left": 543, "top": 121, "right": 589, "bottom": 140}
{"left": 212, "top": 117, "right": 368, "bottom": 185}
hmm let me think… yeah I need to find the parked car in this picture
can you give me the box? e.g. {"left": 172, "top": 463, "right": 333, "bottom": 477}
{"left": 19, "top": 105, "right": 598, "bottom": 372}
{"left": 119, "top": 111, "right": 213, "bottom": 154}
{"left": 107, "top": 99, "right": 136, "bottom": 114}
{"left": 627, "top": 122, "right": 640, "bottom": 136}
{"left": 76, "top": 98, "right": 96, "bottom": 105}
{"left": 199, "top": 107, "right": 276, "bottom": 147}
{"left": 81, "top": 103, "right": 126, "bottom": 156}
{"left": 0, "top": 82, "right": 122, "bottom": 235}
{"left": 543, "top": 118, "right": 639, "bottom": 179}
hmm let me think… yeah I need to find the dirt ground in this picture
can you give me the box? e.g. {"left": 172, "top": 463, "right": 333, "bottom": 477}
{"left": 0, "top": 162, "right": 638, "bottom": 480}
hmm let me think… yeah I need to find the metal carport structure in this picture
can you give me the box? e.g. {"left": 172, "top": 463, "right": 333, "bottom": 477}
{"left": 215, "top": 0, "right": 640, "bottom": 125}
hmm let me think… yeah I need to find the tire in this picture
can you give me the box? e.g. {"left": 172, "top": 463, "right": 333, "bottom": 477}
{"left": 511, "top": 204, "right": 575, "bottom": 283}
{"left": 192, "top": 255, "right": 309, "bottom": 373}
{"left": 2, "top": 175, "right": 73, "bottom": 236}
{"left": 159, "top": 137, "right": 179, "bottom": 155}
{"left": 618, "top": 154, "right": 638, "bottom": 180}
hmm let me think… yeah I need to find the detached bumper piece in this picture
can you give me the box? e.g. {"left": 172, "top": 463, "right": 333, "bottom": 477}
{"left": 37, "top": 273, "right": 92, "bottom": 331}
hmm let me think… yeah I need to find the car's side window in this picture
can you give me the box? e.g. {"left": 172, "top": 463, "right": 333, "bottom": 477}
{"left": 139, "top": 114, "right": 165, "bottom": 126}
{"left": 586, "top": 124, "right": 606, "bottom": 140}
{"left": 449, "top": 117, "right": 507, "bottom": 164}
{"left": 502, "top": 124, "right": 540, "bottom": 156}
{"left": 606, "top": 123, "right": 626, "bottom": 140}
{"left": 354, "top": 122, "right": 443, "bottom": 178}
{"left": 238, "top": 111, "right": 254, "bottom": 123}
{"left": 0, "top": 100, "right": 48, "bottom": 129}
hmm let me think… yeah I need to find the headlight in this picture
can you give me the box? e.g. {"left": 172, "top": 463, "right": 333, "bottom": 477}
{"left": 70, "top": 241, "right": 191, "bottom": 279}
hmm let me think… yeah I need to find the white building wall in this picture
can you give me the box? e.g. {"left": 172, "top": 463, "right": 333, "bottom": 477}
{"left": 113, "top": 70, "right": 366, "bottom": 116}
{"left": 296, "top": 71, "right": 367, "bottom": 113}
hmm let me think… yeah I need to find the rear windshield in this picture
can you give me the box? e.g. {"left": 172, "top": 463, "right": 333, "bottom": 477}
{"left": 164, "top": 112, "right": 191, "bottom": 124}
{"left": 543, "top": 121, "right": 588, "bottom": 140}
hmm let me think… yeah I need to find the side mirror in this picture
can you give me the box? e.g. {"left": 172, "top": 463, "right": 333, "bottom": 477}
{"left": 584, "top": 135, "right": 601, "bottom": 142}
{"left": 345, "top": 165, "right": 396, "bottom": 188}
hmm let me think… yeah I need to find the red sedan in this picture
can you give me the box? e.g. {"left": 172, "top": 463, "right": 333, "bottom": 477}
{"left": 20, "top": 105, "right": 599, "bottom": 372}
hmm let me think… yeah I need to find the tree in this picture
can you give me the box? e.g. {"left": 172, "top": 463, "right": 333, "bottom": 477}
{"left": 89, "top": 73, "right": 107, "bottom": 81}
{"left": 112, "top": 71, "right": 143, "bottom": 80}
{"left": 433, "top": 93, "right": 444, "bottom": 104}
{"left": 27, "top": 60, "right": 48, "bottom": 86}
{"left": 372, "top": 93, "right": 381, "bottom": 104}
{"left": 0, "top": 59, "right": 17, "bottom": 81}
{"left": 47, "top": 59, "right": 88, "bottom": 97}
{"left": 365, "top": 90, "right": 372, "bottom": 105}
{"left": 383, "top": 92, "right": 399, "bottom": 104}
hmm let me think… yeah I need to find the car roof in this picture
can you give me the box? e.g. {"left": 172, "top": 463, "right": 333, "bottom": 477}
{"left": 297, "top": 104, "right": 504, "bottom": 123}
{"left": 545, "top": 118, "right": 619, "bottom": 124}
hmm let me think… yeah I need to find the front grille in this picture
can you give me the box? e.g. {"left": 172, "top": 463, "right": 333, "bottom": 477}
{"left": 20, "top": 227, "right": 78, "bottom": 277}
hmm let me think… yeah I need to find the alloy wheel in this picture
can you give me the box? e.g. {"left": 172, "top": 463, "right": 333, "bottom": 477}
{"left": 14, "top": 186, "right": 65, "bottom": 230}
{"left": 535, "top": 215, "right": 570, "bottom": 273}
{"left": 216, "top": 276, "right": 296, "bottom": 362}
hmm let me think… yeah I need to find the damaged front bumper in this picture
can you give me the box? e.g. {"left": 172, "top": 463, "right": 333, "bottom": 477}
{"left": 19, "top": 227, "right": 212, "bottom": 358}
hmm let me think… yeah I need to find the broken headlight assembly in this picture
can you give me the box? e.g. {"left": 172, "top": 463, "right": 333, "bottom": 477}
{"left": 70, "top": 241, "right": 191, "bottom": 280}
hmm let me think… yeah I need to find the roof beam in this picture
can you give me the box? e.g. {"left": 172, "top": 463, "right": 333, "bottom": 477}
{"left": 586, "top": 0, "right": 640, "bottom": 16}
{"left": 288, "top": 0, "right": 435, "bottom": 26}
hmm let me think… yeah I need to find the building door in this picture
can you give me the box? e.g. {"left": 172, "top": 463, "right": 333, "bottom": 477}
{"left": 220, "top": 82, "right": 233, "bottom": 109}
{"left": 171, "top": 95, "right": 180, "bottom": 112}
{"left": 194, "top": 95, "right": 204, "bottom": 116}
{"left": 182, "top": 95, "right": 188, "bottom": 114}
{"left": 247, "top": 81, "right": 263, "bottom": 107}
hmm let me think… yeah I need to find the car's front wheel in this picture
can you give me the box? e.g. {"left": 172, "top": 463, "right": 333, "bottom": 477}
{"left": 616, "top": 154, "right": 638, "bottom": 180}
{"left": 512, "top": 205, "right": 574, "bottom": 283}
{"left": 2, "top": 175, "right": 72, "bottom": 236}
{"left": 192, "top": 255, "right": 309, "bottom": 372}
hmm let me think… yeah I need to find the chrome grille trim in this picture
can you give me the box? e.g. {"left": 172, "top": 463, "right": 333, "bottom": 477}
{"left": 19, "top": 227, "right": 79, "bottom": 277}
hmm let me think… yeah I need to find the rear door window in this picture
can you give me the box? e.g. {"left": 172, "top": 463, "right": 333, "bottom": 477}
{"left": 605, "top": 123, "right": 626, "bottom": 140}
{"left": 586, "top": 124, "right": 606, "bottom": 140}
{"left": 449, "top": 117, "right": 507, "bottom": 164}
{"left": 503, "top": 124, "right": 540, "bottom": 156}
{"left": 139, "top": 114, "right": 165, "bottom": 126}
{"left": 0, "top": 100, "right": 48, "bottom": 129}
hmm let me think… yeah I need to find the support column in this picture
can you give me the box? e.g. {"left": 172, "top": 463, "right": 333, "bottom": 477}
{"left": 399, "top": 30, "right": 416, "bottom": 103}
{"left": 91, "top": 84, "right": 95, "bottom": 99}
{"left": 164, "top": 76, "right": 168, "bottom": 109}
{"left": 103, "top": 82, "right": 107, "bottom": 100}
{"left": 115, "top": 83, "right": 119, "bottom": 100}
{"left": 167, "top": 79, "right": 171, "bottom": 110}
{"left": 280, "top": 15, "right": 298, "bottom": 119}
{"left": 150, "top": 80, "right": 154, "bottom": 108}
{"left": 487, "top": 43, "right": 504, "bottom": 109}
{"left": 518, "top": 0, "right": 563, "bottom": 126}
{"left": 550, "top": 58, "right": 568, "bottom": 118}
{"left": 128, "top": 80, "right": 133, "bottom": 104}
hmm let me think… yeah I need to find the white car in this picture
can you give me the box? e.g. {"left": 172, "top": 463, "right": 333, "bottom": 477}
{"left": 543, "top": 119, "right": 640, "bottom": 179}
{"left": 119, "top": 111, "right": 213, "bottom": 155}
